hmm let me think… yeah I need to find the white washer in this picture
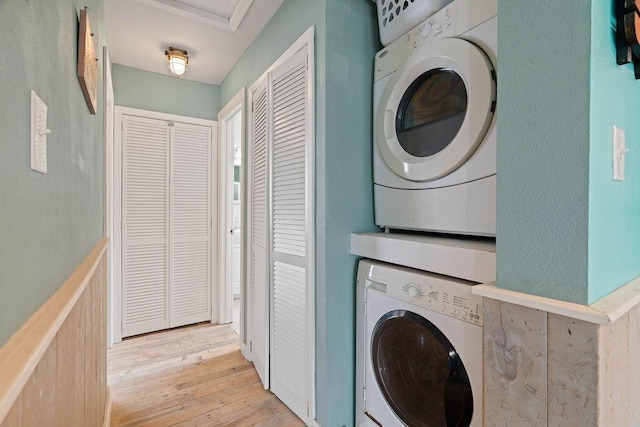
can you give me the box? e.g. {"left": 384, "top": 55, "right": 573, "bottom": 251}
{"left": 373, "top": 0, "right": 497, "bottom": 236}
{"left": 356, "top": 259, "right": 483, "bottom": 427}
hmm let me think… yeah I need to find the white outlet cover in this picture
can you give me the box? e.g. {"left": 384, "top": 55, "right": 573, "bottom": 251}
{"left": 30, "top": 90, "right": 49, "bottom": 174}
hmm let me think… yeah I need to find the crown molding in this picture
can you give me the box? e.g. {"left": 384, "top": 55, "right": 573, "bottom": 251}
{"left": 131, "top": 0, "right": 253, "bottom": 31}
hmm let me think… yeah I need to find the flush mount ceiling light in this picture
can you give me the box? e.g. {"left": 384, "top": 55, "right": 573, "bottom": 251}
{"left": 165, "top": 47, "right": 189, "bottom": 77}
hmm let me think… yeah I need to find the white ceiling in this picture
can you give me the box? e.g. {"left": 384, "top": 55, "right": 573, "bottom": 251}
{"left": 105, "top": 0, "right": 284, "bottom": 85}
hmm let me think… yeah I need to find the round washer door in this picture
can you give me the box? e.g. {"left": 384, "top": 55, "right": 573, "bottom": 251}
{"left": 371, "top": 310, "right": 473, "bottom": 427}
{"left": 376, "top": 38, "right": 495, "bottom": 182}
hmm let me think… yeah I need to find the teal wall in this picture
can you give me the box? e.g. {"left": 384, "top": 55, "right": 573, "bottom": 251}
{"left": 498, "top": 0, "right": 640, "bottom": 304}
{"left": 220, "top": 0, "right": 378, "bottom": 425}
{"left": 587, "top": 1, "right": 640, "bottom": 303}
{"left": 321, "top": 0, "right": 379, "bottom": 425}
{"left": 0, "top": 0, "right": 107, "bottom": 346}
{"left": 497, "top": 0, "right": 592, "bottom": 304}
{"left": 112, "top": 64, "right": 220, "bottom": 120}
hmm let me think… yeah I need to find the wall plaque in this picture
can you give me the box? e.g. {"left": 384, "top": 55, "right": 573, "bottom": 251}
{"left": 78, "top": 7, "right": 98, "bottom": 114}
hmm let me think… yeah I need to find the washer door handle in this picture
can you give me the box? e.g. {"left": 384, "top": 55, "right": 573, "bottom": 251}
{"left": 365, "top": 278, "right": 387, "bottom": 293}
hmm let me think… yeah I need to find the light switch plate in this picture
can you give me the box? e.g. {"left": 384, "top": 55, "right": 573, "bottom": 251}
{"left": 30, "top": 90, "right": 49, "bottom": 174}
{"left": 613, "top": 126, "right": 627, "bottom": 181}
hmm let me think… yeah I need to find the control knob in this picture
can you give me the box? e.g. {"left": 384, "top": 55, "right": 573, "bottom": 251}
{"left": 421, "top": 23, "right": 432, "bottom": 39}
{"left": 407, "top": 286, "right": 418, "bottom": 298}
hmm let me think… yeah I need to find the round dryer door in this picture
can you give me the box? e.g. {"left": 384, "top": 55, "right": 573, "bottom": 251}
{"left": 376, "top": 38, "right": 495, "bottom": 182}
{"left": 371, "top": 310, "right": 473, "bottom": 427}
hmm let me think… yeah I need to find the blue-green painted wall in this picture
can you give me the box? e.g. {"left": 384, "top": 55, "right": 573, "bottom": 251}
{"left": 0, "top": 0, "right": 107, "bottom": 346}
{"left": 587, "top": 1, "right": 640, "bottom": 303}
{"left": 220, "top": 0, "right": 378, "bottom": 425}
{"left": 321, "top": 1, "right": 379, "bottom": 425}
{"left": 498, "top": 0, "right": 640, "bottom": 304}
{"left": 497, "top": 0, "right": 592, "bottom": 304}
{"left": 112, "top": 64, "right": 220, "bottom": 120}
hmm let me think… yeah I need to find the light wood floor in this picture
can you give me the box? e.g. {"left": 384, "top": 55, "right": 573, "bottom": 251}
{"left": 107, "top": 323, "right": 304, "bottom": 426}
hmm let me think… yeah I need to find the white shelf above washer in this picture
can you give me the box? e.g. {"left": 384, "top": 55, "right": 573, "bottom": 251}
{"left": 351, "top": 232, "right": 496, "bottom": 283}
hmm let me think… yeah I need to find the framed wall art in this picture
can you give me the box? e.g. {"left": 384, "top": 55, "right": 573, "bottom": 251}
{"left": 78, "top": 7, "right": 98, "bottom": 114}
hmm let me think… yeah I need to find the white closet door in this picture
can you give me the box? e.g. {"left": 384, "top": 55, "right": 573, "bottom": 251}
{"left": 122, "top": 115, "right": 170, "bottom": 337}
{"left": 169, "top": 122, "right": 212, "bottom": 328}
{"left": 269, "top": 47, "right": 311, "bottom": 420}
{"left": 250, "top": 80, "right": 270, "bottom": 387}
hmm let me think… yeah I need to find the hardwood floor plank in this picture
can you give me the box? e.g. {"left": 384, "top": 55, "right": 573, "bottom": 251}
{"left": 108, "top": 323, "right": 303, "bottom": 426}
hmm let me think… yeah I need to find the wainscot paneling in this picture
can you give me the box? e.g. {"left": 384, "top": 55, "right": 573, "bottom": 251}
{"left": 483, "top": 292, "right": 640, "bottom": 427}
{"left": 630, "top": 304, "right": 640, "bottom": 427}
{"left": 0, "top": 239, "right": 108, "bottom": 427}
{"left": 483, "top": 299, "right": 547, "bottom": 426}
{"left": 598, "top": 311, "right": 630, "bottom": 426}
{"left": 547, "top": 314, "right": 597, "bottom": 426}
{"left": 56, "top": 292, "right": 86, "bottom": 427}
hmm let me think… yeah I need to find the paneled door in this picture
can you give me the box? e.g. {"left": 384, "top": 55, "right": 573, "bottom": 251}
{"left": 121, "top": 112, "right": 213, "bottom": 338}
{"left": 122, "top": 115, "right": 170, "bottom": 337}
{"left": 169, "top": 122, "right": 212, "bottom": 328}
{"left": 246, "top": 28, "right": 315, "bottom": 423}
{"left": 268, "top": 46, "right": 312, "bottom": 420}
{"left": 249, "top": 80, "right": 270, "bottom": 387}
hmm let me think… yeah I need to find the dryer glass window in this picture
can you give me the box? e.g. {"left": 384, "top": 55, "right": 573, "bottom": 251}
{"left": 371, "top": 310, "right": 473, "bottom": 427}
{"left": 396, "top": 69, "right": 467, "bottom": 158}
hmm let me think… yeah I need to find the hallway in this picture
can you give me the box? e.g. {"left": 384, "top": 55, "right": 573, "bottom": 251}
{"left": 107, "top": 323, "right": 303, "bottom": 426}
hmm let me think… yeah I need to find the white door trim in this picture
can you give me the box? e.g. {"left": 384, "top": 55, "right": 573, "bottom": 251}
{"left": 217, "top": 88, "right": 248, "bottom": 357}
{"left": 304, "top": 27, "right": 316, "bottom": 425}
{"left": 247, "top": 78, "right": 268, "bottom": 376}
{"left": 103, "top": 46, "right": 115, "bottom": 347}
{"left": 113, "top": 106, "right": 217, "bottom": 342}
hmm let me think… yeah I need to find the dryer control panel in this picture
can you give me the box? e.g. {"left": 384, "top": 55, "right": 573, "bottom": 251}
{"left": 358, "top": 259, "right": 483, "bottom": 326}
{"left": 373, "top": 0, "right": 455, "bottom": 81}
{"left": 409, "top": 3, "right": 456, "bottom": 51}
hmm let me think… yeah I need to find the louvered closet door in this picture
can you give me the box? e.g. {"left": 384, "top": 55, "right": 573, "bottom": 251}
{"left": 122, "top": 115, "right": 170, "bottom": 337}
{"left": 250, "top": 80, "right": 270, "bottom": 387}
{"left": 170, "top": 122, "right": 212, "bottom": 328}
{"left": 269, "top": 47, "right": 310, "bottom": 420}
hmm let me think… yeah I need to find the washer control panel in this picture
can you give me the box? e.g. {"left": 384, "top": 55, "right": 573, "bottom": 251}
{"left": 359, "top": 260, "right": 483, "bottom": 326}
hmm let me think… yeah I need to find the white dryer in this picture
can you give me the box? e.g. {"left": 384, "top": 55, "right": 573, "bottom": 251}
{"left": 355, "top": 259, "right": 483, "bottom": 426}
{"left": 373, "top": 0, "right": 497, "bottom": 236}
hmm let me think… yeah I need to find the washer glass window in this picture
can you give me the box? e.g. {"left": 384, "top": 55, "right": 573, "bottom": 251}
{"left": 396, "top": 69, "right": 468, "bottom": 158}
{"left": 371, "top": 310, "right": 473, "bottom": 427}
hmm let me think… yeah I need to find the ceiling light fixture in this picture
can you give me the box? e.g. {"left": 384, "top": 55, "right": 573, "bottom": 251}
{"left": 165, "top": 47, "right": 189, "bottom": 77}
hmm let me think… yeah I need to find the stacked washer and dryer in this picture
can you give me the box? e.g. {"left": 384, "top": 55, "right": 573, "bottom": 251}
{"left": 355, "top": 0, "right": 497, "bottom": 426}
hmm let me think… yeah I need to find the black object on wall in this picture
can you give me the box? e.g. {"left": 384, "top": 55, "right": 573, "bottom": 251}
{"left": 616, "top": 0, "right": 640, "bottom": 79}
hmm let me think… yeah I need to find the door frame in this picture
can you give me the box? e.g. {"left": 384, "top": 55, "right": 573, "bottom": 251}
{"left": 103, "top": 46, "right": 115, "bottom": 347}
{"left": 112, "top": 106, "right": 217, "bottom": 343}
{"left": 217, "top": 88, "right": 248, "bottom": 357}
